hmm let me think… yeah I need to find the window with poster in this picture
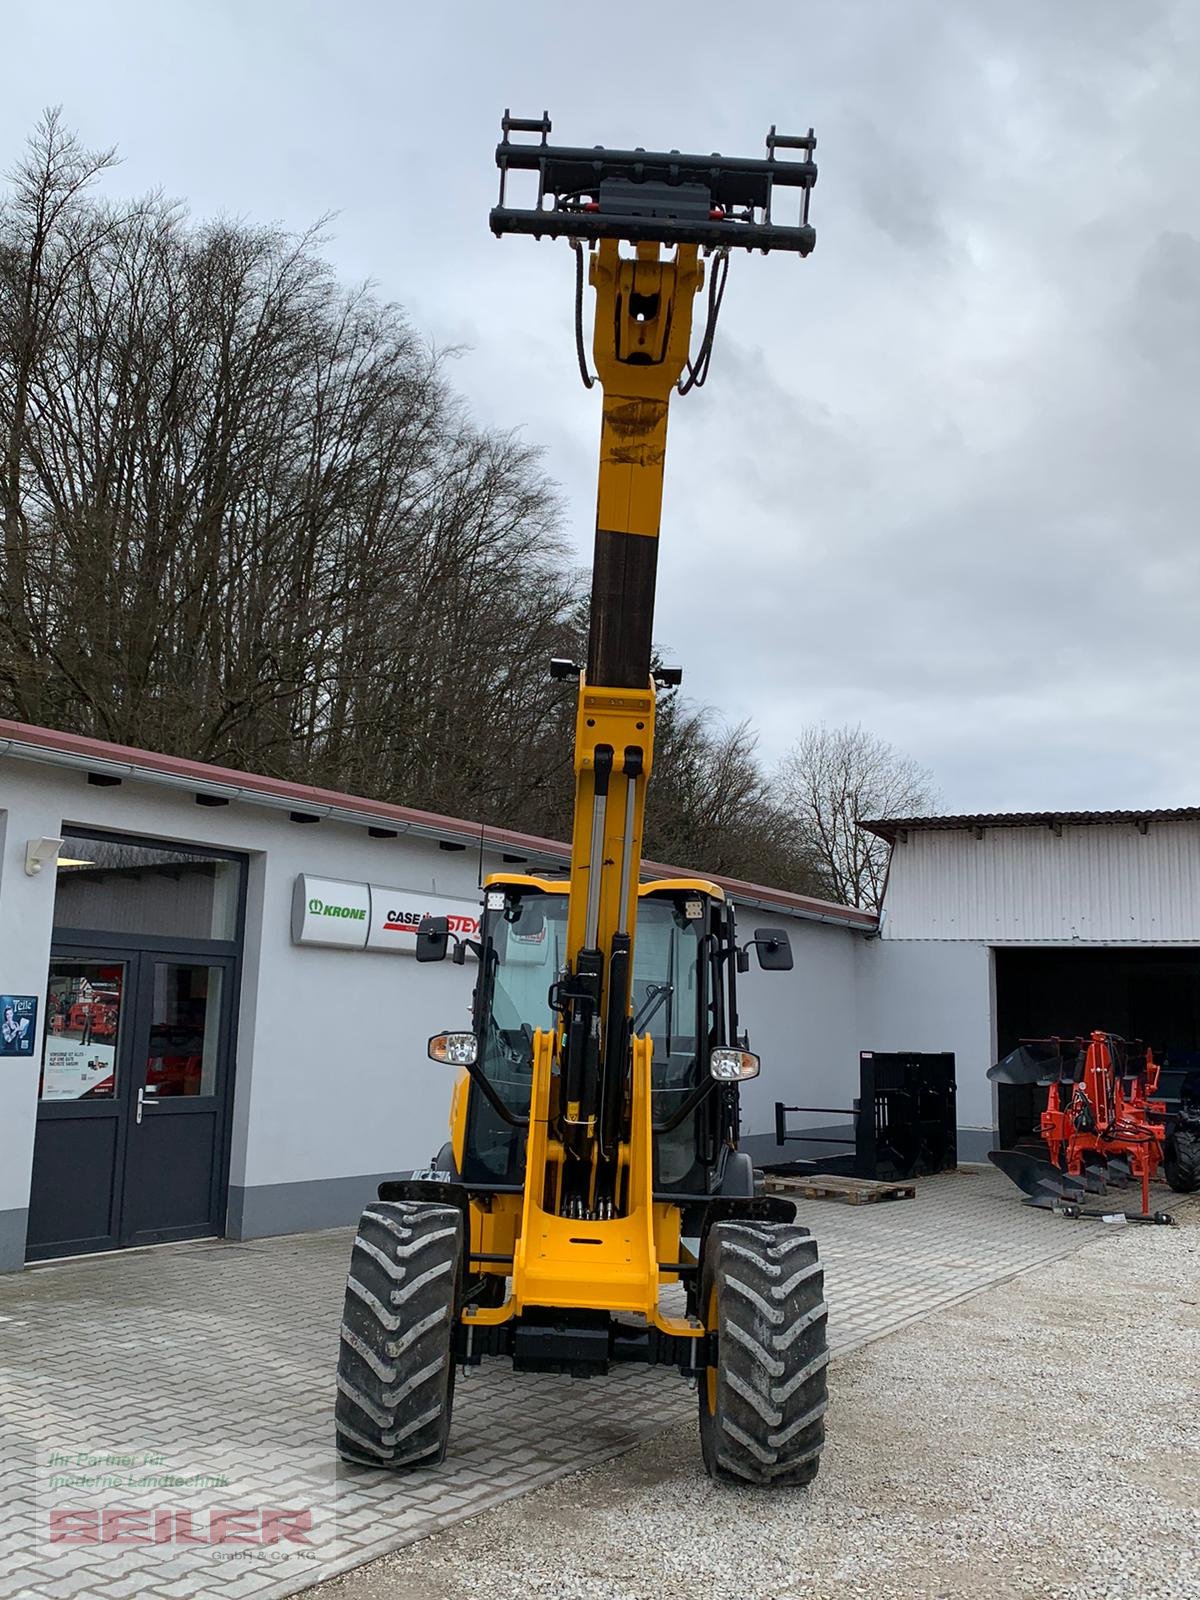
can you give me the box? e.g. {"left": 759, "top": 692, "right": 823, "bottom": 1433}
{"left": 40, "top": 961, "right": 127, "bottom": 1101}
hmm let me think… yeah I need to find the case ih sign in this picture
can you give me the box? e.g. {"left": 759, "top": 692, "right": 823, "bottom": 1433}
{"left": 291, "top": 875, "right": 480, "bottom": 954}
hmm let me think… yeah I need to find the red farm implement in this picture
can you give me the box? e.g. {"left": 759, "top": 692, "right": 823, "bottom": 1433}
{"left": 988, "top": 1031, "right": 1175, "bottom": 1221}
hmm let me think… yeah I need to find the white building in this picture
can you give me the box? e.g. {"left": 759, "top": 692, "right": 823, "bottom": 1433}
{"left": 864, "top": 809, "right": 1200, "bottom": 1148}
{"left": 6, "top": 712, "right": 1191, "bottom": 1274}
{"left": 0, "top": 717, "right": 875, "bottom": 1273}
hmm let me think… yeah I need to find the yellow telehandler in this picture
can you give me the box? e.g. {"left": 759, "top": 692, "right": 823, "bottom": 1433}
{"left": 335, "top": 113, "right": 827, "bottom": 1485}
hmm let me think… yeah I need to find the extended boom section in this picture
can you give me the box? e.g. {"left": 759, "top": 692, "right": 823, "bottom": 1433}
{"left": 553, "top": 237, "right": 702, "bottom": 1229}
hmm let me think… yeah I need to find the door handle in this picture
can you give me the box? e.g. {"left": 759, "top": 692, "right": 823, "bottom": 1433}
{"left": 136, "top": 1086, "right": 157, "bottom": 1125}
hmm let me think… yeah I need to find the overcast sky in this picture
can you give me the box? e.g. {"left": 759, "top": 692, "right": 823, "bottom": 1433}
{"left": 7, "top": 0, "right": 1199, "bottom": 813}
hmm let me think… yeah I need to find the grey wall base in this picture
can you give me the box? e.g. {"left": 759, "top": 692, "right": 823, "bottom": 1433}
{"left": 227, "top": 1130, "right": 1001, "bottom": 1244}
{"left": 0, "top": 1209, "right": 29, "bottom": 1273}
{"left": 742, "top": 1124, "right": 857, "bottom": 1167}
{"left": 226, "top": 1174, "right": 410, "bottom": 1240}
{"left": 956, "top": 1127, "right": 998, "bottom": 1163}
{"left": 742, "top": 1124, "right": 998, "bottom": 1170}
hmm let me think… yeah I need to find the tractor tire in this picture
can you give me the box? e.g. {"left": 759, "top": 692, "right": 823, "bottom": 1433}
{"left": 698, "top": 1220, "right": 829, "bottom": 1487}
{"left": 1163, "top": 1130, "right": 1200, "bottom": 1194}
{"left": 335, "top": 1201, "right": 462, "bottom": 1469}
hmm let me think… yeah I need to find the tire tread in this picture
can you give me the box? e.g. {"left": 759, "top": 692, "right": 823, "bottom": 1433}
{"left": 335, "top": 1201, "right": 461, "bottom": 1470}
{"left": 699, "top": 1219, "right": 828, "bottom": 1488}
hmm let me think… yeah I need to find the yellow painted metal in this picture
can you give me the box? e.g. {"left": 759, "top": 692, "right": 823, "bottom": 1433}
{"left": 460, "top": 1298, "right": 516, "bottom": 1327}
{"left": 482, "top": 872, "right": 567, "bottom": 894}
{"left": 563, "top": 682, "right": 655, "bottom": 973}
{"left": 457, "top": 240, "right": 712, "bottom": 1342}
{"left": 448, "top": 1070, "right": 470, "bottom": 1174}
{"left": 468, "top": 1192, "right": 519, "bottom": 1261}
{"left": 640, "top": 877, "right": 726, "bottom": 901}
{"left": 589, "top": 240, "right": 703, "bottom": 539}
{"left": 456, "top": 1043, "right": 697, "bottom": 1337}
{"left": 512, "top": 1028, "right": 654, "bottom": 1313}
{"left": 481, "top": 873, "right": 724, "bottom": 902}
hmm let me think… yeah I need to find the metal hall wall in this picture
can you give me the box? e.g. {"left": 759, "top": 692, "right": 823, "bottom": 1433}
{"left": 880, "top": 821, "right": 1200, "bottom": 944}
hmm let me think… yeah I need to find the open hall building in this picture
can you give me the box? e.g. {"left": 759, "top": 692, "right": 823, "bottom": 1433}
{"left": 2, "top": 713, "right": 1197, "bottom": 1271}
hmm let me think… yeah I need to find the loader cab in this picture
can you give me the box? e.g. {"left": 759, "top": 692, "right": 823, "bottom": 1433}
{"left": 446, "top": 875, "right": 761, "bottom": 1197}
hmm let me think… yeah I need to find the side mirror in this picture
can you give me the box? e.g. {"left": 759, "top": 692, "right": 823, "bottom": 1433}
{"left": 415, "top": 916, "right": 450, "bottom": 963}
{"left": 753, "top": 927, "right": 793, "bottom": 972}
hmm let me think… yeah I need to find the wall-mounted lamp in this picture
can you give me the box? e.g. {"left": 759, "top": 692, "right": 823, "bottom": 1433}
{"left": 25, "top": 836, "right": 64, "bottom": 877}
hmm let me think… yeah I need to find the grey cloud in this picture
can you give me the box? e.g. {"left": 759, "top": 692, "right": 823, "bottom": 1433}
{"left": 5, "top": 0, "right": 1200, "bottom": 815}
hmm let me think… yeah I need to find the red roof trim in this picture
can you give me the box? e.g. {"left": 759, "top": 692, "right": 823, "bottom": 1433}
{"left": 0, "top": 717, "right": 875, "bottom": 929}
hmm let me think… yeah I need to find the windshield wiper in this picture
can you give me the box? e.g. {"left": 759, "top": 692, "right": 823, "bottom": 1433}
{"left": 633, "top": 983, "right": 672, "bottom": 1034}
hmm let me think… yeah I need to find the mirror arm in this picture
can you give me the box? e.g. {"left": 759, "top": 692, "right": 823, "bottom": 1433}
{"left": 452, "top": 937, "right": 483, "bottom": 966}
{"left": 738, "top": 930, "right": 793, "bottom": 971}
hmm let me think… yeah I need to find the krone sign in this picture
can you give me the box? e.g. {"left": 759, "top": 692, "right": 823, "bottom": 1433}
{"left": 291, "top": 875, "right": 479, "bottom": 955}
{"left": 291, "top": 876, "right": 371, "bottom": 949}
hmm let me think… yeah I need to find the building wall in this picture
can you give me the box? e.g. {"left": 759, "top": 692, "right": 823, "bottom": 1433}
{"left": 0, "top": 755, "right": 875, "bottom": 1267}
{"left": 0, "top": 759, "right": 510, "bottom": 1265}
{"left": 882, "top": 821, "right": 1200, "bottom": 943}
{"left": 855, "top": 940, "right": 996, "bottom": 1156}
{"left": 0, "top": 790, "right": 61, "bottom": 1268}
{"left": 738, "top": 919, "right": 863, "bottom": 1163}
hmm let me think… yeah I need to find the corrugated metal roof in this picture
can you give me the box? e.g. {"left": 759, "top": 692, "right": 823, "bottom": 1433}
{"left": 0, "top": 716, "right": 876, "bottom": 930}
{"left": 861, "top": 808, "right": 1200, "bottom": 843}
{"left": 879, "top": 819, "right": 1200, "bottom": 943}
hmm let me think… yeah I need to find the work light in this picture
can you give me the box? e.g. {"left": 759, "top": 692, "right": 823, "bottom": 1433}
{"left": 709, "top": 1047, "right": 760, "bottom": 1082}
{"left": 428, "top": 1032, "right": 479, "bottom": 1067}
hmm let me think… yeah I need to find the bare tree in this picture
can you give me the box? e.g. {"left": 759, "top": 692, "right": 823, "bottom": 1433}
{"left": 0, "top": 109, "right": 118, "bottom": 688}
{"left": 647, "top": 701, "right": 825, "bottom": 894}
{"left": 0, "top": 112, "right": 578, "bottom": 828}
{"left": 3, "top": 115, "right": 894, "bottom": 902}
{"left": 774, "top": 724, "right": 938, "bottom": 908}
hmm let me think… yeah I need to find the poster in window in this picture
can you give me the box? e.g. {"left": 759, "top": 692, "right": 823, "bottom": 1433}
{"left": 0, "top": 995, "right": 37, "bottom": 1057}
{"left": 40, "top": 966, "right": 123, "bottom": 1100}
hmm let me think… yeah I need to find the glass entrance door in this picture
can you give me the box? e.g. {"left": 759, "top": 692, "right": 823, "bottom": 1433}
{"left": 28, "top": 957, "right": 133, "bottom": 1257}
{"left": 27, "top": 951, "right": 236, "bottom": 1260}
{"left": 120, "top": 960, "right": 232, "bottom": 1247}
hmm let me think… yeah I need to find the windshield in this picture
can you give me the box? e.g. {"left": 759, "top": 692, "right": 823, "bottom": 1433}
{"left": 633, "top": 898, "right": 706, "bottom": 1187}
{"left": 487, "top": 897, "right": 566, "bottom": 1044}
{"left": 462, "top": 893, "right": 568, "bottom": 1183}
{"left": 462, "top": 888, "right": 710, "bottom": 1187}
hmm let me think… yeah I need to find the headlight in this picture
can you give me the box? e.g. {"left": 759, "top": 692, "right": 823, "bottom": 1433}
{"left": 710, "top": 1047, "right": 760, "bottom": 1082}
{"left": 428, "top": 1032, "right": 479, "bottom": 1067}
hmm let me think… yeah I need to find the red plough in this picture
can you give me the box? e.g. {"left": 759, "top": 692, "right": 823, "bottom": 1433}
{"left": 989, "top": 1031, "right": 1175, "bottom": 1222}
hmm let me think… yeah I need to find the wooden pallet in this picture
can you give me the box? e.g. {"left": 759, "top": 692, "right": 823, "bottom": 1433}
{"left": 764, "top": 1172, "right": 917, "bottom": 1206}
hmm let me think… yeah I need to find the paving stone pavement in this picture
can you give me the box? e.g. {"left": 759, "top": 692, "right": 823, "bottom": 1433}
{"left": 0, "top": 1165, "right": 1179, "bottom": 1600}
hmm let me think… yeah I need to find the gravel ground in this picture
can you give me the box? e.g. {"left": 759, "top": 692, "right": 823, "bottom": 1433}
{"left": 316, "top": 1202, "right": 1200, "bottom": 1600}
